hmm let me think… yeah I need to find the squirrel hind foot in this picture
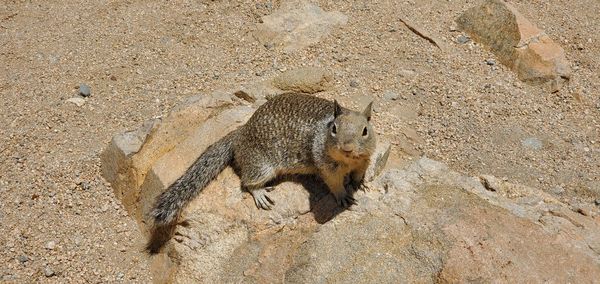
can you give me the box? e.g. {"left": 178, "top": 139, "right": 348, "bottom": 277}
{"left": 250, "top": 187, "right": 276, "bottom": 210}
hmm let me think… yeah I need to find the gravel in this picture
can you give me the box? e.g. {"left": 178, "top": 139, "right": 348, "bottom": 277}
{"left": 1, "top": 0, "right": 598, "bottom": 282}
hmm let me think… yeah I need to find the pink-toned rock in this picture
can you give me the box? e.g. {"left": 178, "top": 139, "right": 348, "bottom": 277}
{"left": 457, "top": 0, "right": 570, "bottom": 92}
{"left": 102, "top": 91, "right": 600, "bottom": 283}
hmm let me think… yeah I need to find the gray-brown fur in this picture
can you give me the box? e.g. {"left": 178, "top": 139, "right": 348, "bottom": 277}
{"left": 147, "top": 93, "right": 376, "bottom": 253}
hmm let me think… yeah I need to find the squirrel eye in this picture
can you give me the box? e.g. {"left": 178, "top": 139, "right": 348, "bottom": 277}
{"left": 362, "top": 127, "right": 368, "bottom": 136}
{"left": 332, "top": 124, "right": 337, "bottom": 134}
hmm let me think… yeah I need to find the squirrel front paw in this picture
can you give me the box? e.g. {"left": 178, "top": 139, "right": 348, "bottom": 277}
{"left": 333, "top": 191, "right": 357, "bottom": 208}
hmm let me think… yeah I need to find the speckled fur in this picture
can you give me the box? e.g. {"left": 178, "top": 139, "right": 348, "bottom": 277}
{"left": 147, "top": 93, "right": 376, "bottom": 253}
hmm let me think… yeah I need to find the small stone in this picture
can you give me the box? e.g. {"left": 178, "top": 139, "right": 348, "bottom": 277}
{"left": 349, "top": 80, "right": 359, "bottom": 88}
{"left": 411, "top": 89, "right": 424, "bottom": 96}
{"left": 383, "top": 91, "right": 399, "bottom": 101}
{"left": 485, "top": 59, "right": 496, "bottom": 65}
{"left": 66, "top": 97, "right": 85, "bottom": 107}
{"left": 521, "top": 137, "right": 542, "bottom": 150}
{"left": 110, "top": 75, "right": 117, "bottom": 81}
{"left": 549, "top": 186, "right": 565, "bottom": 195}
{"left": 78, "top": 84, "right": 91, "bottom": 97}
{"left": 44, "top": 266, "right": 55, "bottom": 277}
{"left": 263, "top": 42, "right": 274, "bottom": 50}
{"left": 116, "top": 272, "right": 125, "bottom": 280}
{"left": 45, "top": 240, "right": 56, "bottom": 250}
{"left": 79, "top": 181, "right": 91, "bottom": 191}
{"left": 456, "top": 35, "right": 470, "bottom": 44}
{"left": 594, "top": 199, "right": 600, "bottom": 206}
{"left": 17, "top": 255, "right": 29, "bottom": 263}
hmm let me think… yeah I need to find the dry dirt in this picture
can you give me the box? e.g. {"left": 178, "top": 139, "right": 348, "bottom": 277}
{"left": 0, "top": 0, "right": 598, "bottom": 282}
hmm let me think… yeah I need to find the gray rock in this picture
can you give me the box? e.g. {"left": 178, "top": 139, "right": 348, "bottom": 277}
{"left": 44, "top": 266, "right": 55, "bottom": 277}
{"left": 550, "top": 186, "right": 565, "bottom": 195}
{"left": 349, "top": 80, "right": 359, "bottom": 88}
{"left": 45, "top": 240, "right": 56, "bottom": 250}
{"left": 456, "top": 34, "right": 470, "bottom": 44}
{"left": 383, "top": 90, "right": 399, "bottom": 101}
{"left": 485, "top": 59, "right": 496, "bottom": 65}
{"left": 595, "top": 199, "right": 600, "bottom": 206}
{"left": 79, "top": 83, "right": 91, "bottom": 97}
{"left": 17, "top": 255, "right": 29, "bottom": 263}
{"left": 521, "top": 137, "right": 543, "bottom": 150}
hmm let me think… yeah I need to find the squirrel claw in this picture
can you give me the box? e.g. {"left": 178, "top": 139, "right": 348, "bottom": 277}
{"left": 336, "top": 194, "right": 356, "bottom": 208}
{"left": 251, "top": 188, "right": 275, "bottom": 210}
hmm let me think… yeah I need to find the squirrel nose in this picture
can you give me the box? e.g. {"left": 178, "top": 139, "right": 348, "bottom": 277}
{"left": 341, "top": 144, "right": 356, "bottom": 153}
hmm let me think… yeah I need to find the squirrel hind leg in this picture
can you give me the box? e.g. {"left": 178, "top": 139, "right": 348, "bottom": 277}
{"left": 240, "top": 164, "right": 278, "bottom": 210}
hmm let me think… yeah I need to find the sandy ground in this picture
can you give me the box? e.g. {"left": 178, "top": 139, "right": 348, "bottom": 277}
{"left": 0, "top": 0, "right": 598, "bottom": 282}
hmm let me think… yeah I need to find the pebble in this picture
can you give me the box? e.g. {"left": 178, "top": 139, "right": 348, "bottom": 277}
{"left": 383, "top": 90, "right": 399, "bottom": 101}
{"left": 66, "top": 97, "right": 85, "bottom": 107}
{"left": 411, "top": 89, "right": 424, "bottom": 96}
{"left": 521, "top": 137, "right": 543, "bottom": 150}
{"left": 44, "top": 266, "right": 55, "bottom": 277}
{"left": 349, "top": 80, "right": 359, "bottom": 88}
{"left": 456, "top": 35, "right": 470, "bottom": 44}
{"left": 79, "top": 84, "right": 91, "bottom": 97}
{"left": 549, "top": 186, "right": 565, "bottom": 195}
{"left": 17, "top": 255, "right": 29, "bottom": 263}
{"left": 45, "top": 240, "right": 56, "bottom": 250}
{"left": 79, "top": 181, "right": 91, "bottom": 191}
{"left": 485, "top": 59, "right": 496, "bottom": 66}
{"left": 595, "top": 199, "right": 600, "bottom": 206}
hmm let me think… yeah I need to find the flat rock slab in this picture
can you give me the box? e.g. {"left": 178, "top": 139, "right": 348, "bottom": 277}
{"left": 254, "top": 0, "right": 347, "bottom": 52}
{"left": 457, "top": 0, "right": 571, "bottom": 92}
{"left": 102, "top": 94, "right": 600, "bottom": 283}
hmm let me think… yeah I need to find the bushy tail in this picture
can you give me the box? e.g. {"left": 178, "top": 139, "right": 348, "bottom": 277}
{"left": 146, "top": 130, "right": 237, "bottom": 253}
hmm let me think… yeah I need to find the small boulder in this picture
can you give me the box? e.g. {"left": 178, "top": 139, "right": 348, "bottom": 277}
{"left": 272, "top": 67, "right": 333, "bottom": 94}
{"left": 457, "top": 0, "right": 570, "bottom": 92}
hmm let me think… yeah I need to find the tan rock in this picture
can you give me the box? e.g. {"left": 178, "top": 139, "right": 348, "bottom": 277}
{"left": 254, "top": 1, "right": 347, "bottom": 52}
{"left": 272, "top": 67, "right": 333, "bottom": 94}
{"left": 457, "top": 0, "right": 571, "bottom": 92}
{"left": 102, "top": 96, "right": 600, "bottom": 283}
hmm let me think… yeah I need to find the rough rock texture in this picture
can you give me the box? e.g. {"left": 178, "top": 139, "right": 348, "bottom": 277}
{"left": 103, "top": 93, "right": 600, "bottom": 283}
{"left": 272, "top": 67, "right": 333, "bottom": 94}
{"left": 457, "top": 0, "right": 571, "bottom": 92}
{"left": 254, "top": 0, "right": 347, "bottom": 52}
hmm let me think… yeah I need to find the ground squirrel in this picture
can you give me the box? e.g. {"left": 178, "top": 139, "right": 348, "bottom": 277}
{"left": 147, "top": 93, "right": 376, "bottom": 253}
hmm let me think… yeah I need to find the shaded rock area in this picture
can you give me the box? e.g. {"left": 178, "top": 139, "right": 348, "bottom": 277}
{"left": 254, "top": 0, "right": 348, "bottom": 52}
{"left": 103, "top": 88, "right": 600, "bottom": 283}
{"left": 457, "top": 0, "right": 571, "bottom": 92}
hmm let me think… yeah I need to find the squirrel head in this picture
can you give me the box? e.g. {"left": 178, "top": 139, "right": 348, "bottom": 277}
{"left": 326, "top": 100, "right": 376, "bottom": 162}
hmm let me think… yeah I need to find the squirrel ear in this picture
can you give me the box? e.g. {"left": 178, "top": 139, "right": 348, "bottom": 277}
{"left": 333, "top": 99, "right": 343, "bottom": 118}
{"left": 363, "top": 101, "right": 373, "bottom": 121}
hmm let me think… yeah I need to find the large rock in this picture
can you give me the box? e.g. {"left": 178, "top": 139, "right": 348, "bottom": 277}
{"left": 103, "top": 94, "right": 600, "bottom": 283}
{"left": 457, "top": 0, "right": 571, "bottom": 92}
{"left": 254, "top": 0, "right": 347, "bottom": 52}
